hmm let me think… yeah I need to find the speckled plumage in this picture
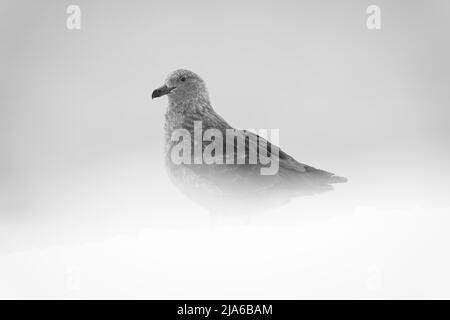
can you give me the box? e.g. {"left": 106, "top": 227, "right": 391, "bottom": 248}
{"left": 153, "top": 69, "right": 347, "bottom": 211}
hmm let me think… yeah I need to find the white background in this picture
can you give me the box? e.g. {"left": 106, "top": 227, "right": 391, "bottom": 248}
{"left": 1, "top": 0, "right": 449, "bottom": 298}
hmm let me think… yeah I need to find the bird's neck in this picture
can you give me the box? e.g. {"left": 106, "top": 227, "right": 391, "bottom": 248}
{"left": 168, "top": 94, "right": 211, "bottom": 112}
{"left": 164, "top": 97, "right": 213, "bottom": 144}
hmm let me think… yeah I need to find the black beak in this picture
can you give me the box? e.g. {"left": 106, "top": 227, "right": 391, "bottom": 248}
{"left": 152, "top": 84, "right": 175, "bottom": 99}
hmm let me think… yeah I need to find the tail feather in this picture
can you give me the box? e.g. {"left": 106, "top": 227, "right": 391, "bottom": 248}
{"left": 329, "top": 175, "right": 348, "bottom": 184}
{"left": 304, "top": 166, "right": 348, "bottom": 184}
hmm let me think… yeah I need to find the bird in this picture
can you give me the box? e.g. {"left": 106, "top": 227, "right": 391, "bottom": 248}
{"left": 152, "top": 69, "right": 347, "bottom": 213}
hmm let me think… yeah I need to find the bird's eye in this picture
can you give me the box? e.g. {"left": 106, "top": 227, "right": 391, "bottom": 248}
{"left": 180, "top": 76, "right": 186, "bottom": 82}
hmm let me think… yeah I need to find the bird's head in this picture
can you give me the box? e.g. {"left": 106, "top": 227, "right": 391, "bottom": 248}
{"left": 151, "top": 69, "right": 209, "bottom": 104}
